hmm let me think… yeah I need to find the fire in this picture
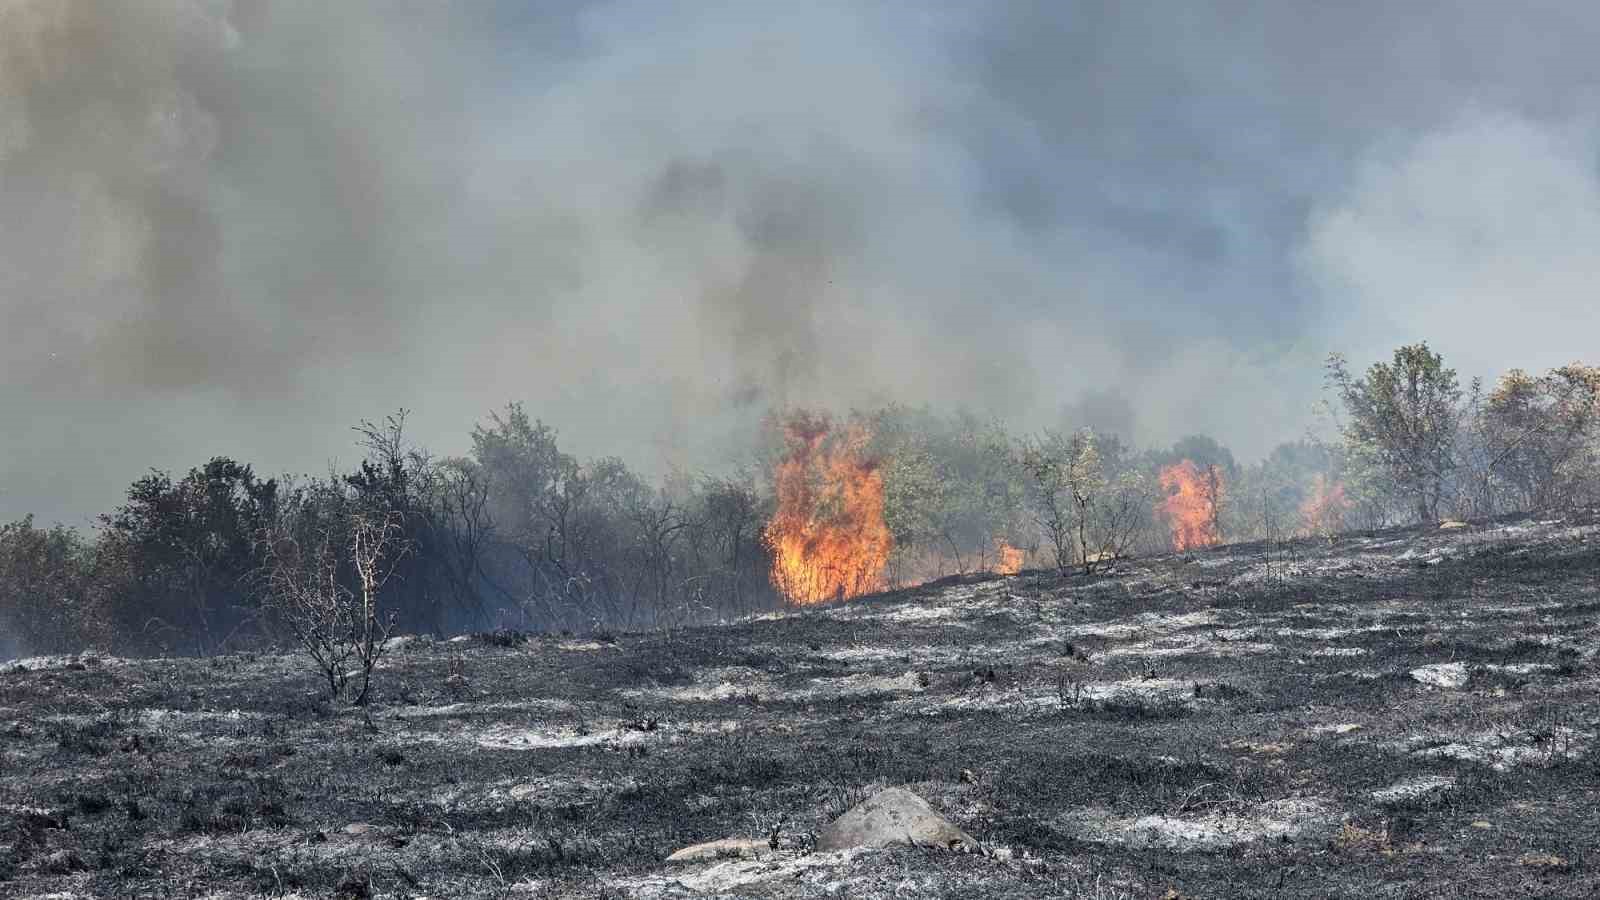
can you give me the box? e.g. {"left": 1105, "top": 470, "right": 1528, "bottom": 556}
{"left": 994, "top": 541, "right": 1024, "bottom": 575}
{"left": 1300, "top": 474, "right": 1352, "bottom": 538}
{"left": 765, "top": 413, "right": 892, "bottom": 605}
{"left": 1159, "top": 459, "right": 1223, "bottom": 551}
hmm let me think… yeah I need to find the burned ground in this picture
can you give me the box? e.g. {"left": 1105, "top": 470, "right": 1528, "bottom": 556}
{"left": 2, "top": 512, "right": 1598, "bottom": 898}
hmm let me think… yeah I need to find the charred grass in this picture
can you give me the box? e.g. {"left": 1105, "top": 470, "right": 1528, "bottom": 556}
{"left": 1, "top": 516, "right": 1598, "bottom": 897}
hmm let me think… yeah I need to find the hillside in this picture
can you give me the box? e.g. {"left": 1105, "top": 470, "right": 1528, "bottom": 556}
{"left": 3, "top": 512, "right": 1599, "bottom": 898}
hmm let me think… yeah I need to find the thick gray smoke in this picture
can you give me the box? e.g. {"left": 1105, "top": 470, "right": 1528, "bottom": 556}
{"left": 4, "top": 1, "right": 1598, "bottom": 524}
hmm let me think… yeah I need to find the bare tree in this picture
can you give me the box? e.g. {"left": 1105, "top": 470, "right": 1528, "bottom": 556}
{"left": 347, "top": 511, "right": 407, "bottom": 705}
{"left": 259, "top": 504, "right": 410, "bottom": 705}
{"left": 259, "top": 518, "right": 354, "bottom": 701}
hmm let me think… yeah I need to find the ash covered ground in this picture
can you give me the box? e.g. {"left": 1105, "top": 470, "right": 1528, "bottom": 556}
{"left": 3, "top": 512, "right": 1598, "bottom": 898}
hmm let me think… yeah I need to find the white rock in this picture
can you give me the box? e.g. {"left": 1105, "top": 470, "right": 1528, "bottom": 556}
{"left": 666, "top": 837, "right": 774, "bottom": 862}
{"left": 816, "top": 787, "right": 979, "bottom": 852}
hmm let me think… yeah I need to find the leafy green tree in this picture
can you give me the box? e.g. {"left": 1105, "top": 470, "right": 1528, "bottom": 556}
{"left": 0, "top": 517, "right": 102, "bottom": 657}
{"left": 1019, "top": 429, "right": 1148, "bottom": 575}
{"left": 99, "top": 458, "right": 278, "bottom": 654}
{"left": 1482, "top": 364, "right": 1600, "bottom": 511}
{"left": 1327, "top": 344, "right": 1462, "bottom": 524}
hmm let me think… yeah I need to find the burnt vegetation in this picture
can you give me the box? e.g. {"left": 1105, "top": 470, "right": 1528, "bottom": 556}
{"left": 0, "top": 508, "right": 1596, "bottom": 897}
{"left": 0, "top": 344, "right": 1597, "bottom": 896}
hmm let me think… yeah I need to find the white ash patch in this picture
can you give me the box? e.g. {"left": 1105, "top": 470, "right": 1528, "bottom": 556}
{"left": 1406, "top": 726, "right": 1593, "bottom": 770}
{"left": 626, "top": 667, "right": 926, "bottom": 704}
{"left": 1229, "top": 564, "right": 1311, "bottom": 585}
{"left": 813, "top": 644, "right": 949, "bottom": 666}
{"left": 1192, "top": 553, "right": 1251, "bottom": 569}
{"left": 1311, "top": 647, "right": 1369, "bottom": 658}
{"left": 1308, "top": 723, "right": 1363, "bottom": 736}
{"left": 1405, "top": 545, "right": 1466, "bottom": 567}
{"left": 1359, "top": 537, "right": 1410, "bottom": 551}
{"left": 620, "top": 847, "right": 871, "bottom": 898}
{"left": 1064, "top": 609, "right": 1220, "bottom": 640}
{"left": 555, "top": 639, "right": 619, "bottom": 652}
{"left": 1483, "top": 662, "right": 1558, "bottom": 676}
{"left": 1066, "top": 798, "right": 1335, "bottom": 851}
{"left": 0, "top": 652, "right": 129, "bottom": 673}
{"left": 383, "top": 774, "right": 635, "bottom": 811}
{"left": 852, "top": 602, "right": 963, "bottom": 624}
{"left": 380, "top": 634, "right": 430, "bottom": 652}
{"left": 797, "top": 671, "right": 926, "bottom": 699}
{"left": 921, "top": 685, "right": 1059, "bottom": 714}
{"left": 1099, "top": 634, "right": 1277, "bottom": 660}
{"left": 1371, "top": 775, "right": 1455, "bottom": 804}
{"left": 1272, "top": 625, "right": 1377, "bottom": 640}
{"left": 490, "top": 775, "right": 639, "bottom": 804}
{"left": 1083, "top": 678, "right": 1195, "bottom": 701}
{"left": 641, "top": 680, "right": 768, "bottom": 703}
{"left": 1410, "top": 663, "right": 1470, "bottom": 689}
{"left": 621, "top": 666, "right": 769, "bottom": 702}
{"left": 923, "top": 676, "right": 1228, "bottom": 714}
{"left": 137, "top": 707, "right": 267, "bottom": 727}
{"left": 462, "top": 718, "right": 739, "bottom": 751}
{"left": 384, "top": 698, "right": 581, "bottom": 721}
{"left": 1324, "top": 669, "right": 1386, "bottom": 681}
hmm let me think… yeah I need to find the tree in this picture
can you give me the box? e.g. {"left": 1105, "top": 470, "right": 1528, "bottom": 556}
{"left": 1482, "top": 364, "right": 1600, "bottom": 511}
{"left": 258, "top": 499, "right": 409, "bottom": 705}
{"left": 0, "top": 517, "right": 102, "bottom": 657}
{"left": 98, "top": 458, "right": 278, "bottom": 654}
{"left": 691, "top": 475, "right": 768, "bottom": 616}
{"left": 1019, "top": 429, "right": 1146, "bottom": 575}
{"left": 1327, "top": 344, "right": 1462, "bottom": 524}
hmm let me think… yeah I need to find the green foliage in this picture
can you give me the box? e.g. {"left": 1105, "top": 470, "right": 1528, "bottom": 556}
{"left": 1019, "top": 429, "right": 1150, "bottom": 574}
{"left": 1327, "top": 343, "right": 1462, "bottom": 524}
{"left": 0, "top": 516, "right": 103, "bottom": 657}
{"left": 867, "top": 405, "right": 1028, "bottom": 580}
{"left": 1480, "top": 364, "right": 1600, "bottom": 512}
{"left": 9, "top": 346, "right": 1598, "bottom": 659}
{"left": 96, "top": 458, "right": 279, "bottom": 654}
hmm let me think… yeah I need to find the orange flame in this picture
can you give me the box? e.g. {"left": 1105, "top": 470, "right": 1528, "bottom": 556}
{"left": 1299, "top": 474, "right": 1352, "bottom": 538}
{"left": 765, "top": 413, "right": 892, "bottom": 605}
{"left": 1159, "top": 459, "right": 1223, "bottom": 551}
{"left": 994, "top": 541, "right": 1024, "bottom": 575}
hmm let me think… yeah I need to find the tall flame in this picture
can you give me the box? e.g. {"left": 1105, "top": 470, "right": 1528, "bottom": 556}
{"left": 1159, "top": 459, "right": 1223, "bottom": 551}
{"left": 994, "top": 541, "right": 1025, "bottom": 575}
{"left": 1299, "top": 474, "right": 1352, "bottom": 538}
{"left": 765, "top": 413, "right": 892, "bottom": 605}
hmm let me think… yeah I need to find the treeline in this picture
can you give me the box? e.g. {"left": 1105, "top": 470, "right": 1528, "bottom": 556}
{"left": 0, "top": 407, "right": 774, "bottom": 659}
{"left": 864, "top": 346, "right": 1599, "bottom": 578}
{"left": 2, "top": 344, "right": 1596, "bottom": 660}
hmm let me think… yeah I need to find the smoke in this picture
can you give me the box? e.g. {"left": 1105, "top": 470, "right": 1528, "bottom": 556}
{"left": 3, "top": 1, "right": 1597, "bottom": 524}
{"left": 1301, "top": 109, "right": 1600, "bottom": 380}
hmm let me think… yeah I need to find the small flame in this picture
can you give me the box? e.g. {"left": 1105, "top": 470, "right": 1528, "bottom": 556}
{"left": 994, "top": 541, "right": 1024, "bottom": 575}
{"left": 1299, "top": 474, "right": 1351, "bottom": 538}
{"left": 1159, "top": 460, "right": 1223, "bottom": 551}
{"left": 765, "top": 413, "right": 892, "bottom": 605}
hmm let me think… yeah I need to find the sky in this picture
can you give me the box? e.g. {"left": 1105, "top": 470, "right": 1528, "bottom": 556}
{"left": 3, "top": 0, "right": 1598, "bottom": 525}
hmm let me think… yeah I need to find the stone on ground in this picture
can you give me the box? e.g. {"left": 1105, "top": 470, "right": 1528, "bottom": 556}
{"left": 816, "top": 787, "right": 979, "bottom": 852}
{"left": 666, "top": 837, "right": 775, "bottom": 862}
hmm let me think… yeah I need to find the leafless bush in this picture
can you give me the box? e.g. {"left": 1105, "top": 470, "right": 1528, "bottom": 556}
{"left": 258, "top": 508, "right": 410, "bottom": 705}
